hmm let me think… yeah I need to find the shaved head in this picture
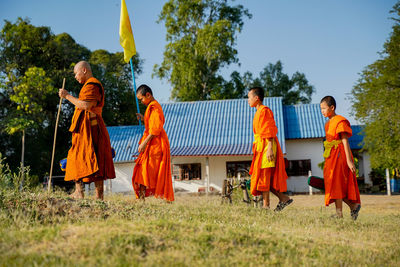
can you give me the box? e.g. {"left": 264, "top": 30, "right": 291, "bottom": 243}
{"left": 137, "top": 84, "right": 153, "bottom": 96}
{"left": 74, "top": 61, "right": 93, "bottom": 84}
{"left": 320, "top": 95, "right": 336, "bottom": 109}
{"left": 74, "top": 61, "right": 92, "bottom": 73}
{"left": 249, "top": 87, "right": 264, "bottom": 102}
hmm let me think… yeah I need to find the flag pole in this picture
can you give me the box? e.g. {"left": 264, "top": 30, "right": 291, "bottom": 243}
{"left": 129, "top": 58, "right": 141, "bottom": 126}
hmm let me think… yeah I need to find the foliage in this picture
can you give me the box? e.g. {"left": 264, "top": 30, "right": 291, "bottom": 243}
{"left": 154, "top": 0, "right": 251, "bottom": 101}
{"left": 258, "top": 61, "right": 315, "bottom": 104}
{"left": 0, "top": 18, "right": 144, "bottom": 178}
{"left": 351, "top": 2, "right": 400, "bottom": 169}
{"left": 89, "top": 49, "right": 144, "bottom": 126}
{"left": 368, "top": 168, "right": 387, "bottom": 190}
{"left": 5, "top": 67, "right": 55, "bottom": 134}
{"left": 197, "top": 60, "right": 316, "bottom": 104}
{"left": 0, "top": 193, "right": 399, "bottom": 265}
{"left": 233, "top": 61, "right": 315, "bottom": 105}
{"left": 0, "top": 153, "right": 38, "bottom": 191}
{"left": 154, "top": 1, "right": 314, "bottom": 104}
{"left": 209, "top": 70, "right": 250, "bottom": 99}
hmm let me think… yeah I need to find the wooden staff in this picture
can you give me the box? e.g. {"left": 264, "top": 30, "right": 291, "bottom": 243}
{"left": 48, "top": 78, "right": 66, "bottom": 193}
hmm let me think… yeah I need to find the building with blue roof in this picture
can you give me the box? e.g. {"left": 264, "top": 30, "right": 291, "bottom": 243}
{"left": 107, "top": 98, "right": 371, "bottom": 193}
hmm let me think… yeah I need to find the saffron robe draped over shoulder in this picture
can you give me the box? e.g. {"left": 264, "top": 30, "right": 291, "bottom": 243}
{"left": 323, "top": 115, "right": 361, "bottom": 206}
{"left": 132, "top": 100, "right": 174, "bottom": 201}
{"left": 65, "top": 77, "right": 116, "bottom": 182}
{"left": 249, "top": 105, "right": 288, "bottom": 196}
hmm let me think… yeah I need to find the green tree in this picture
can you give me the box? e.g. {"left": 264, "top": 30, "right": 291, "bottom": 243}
{"left": 154, "top": 0, "right": 251, "bottom": 101}
{"left": 212, "top": 61, "right": 315, "bottom": 104}
{"left": 351, "top": 2, "right": 400, "bottom": 169}
{"left": 5, "top": 67, "right": 54, "bottom": 187}
{"left": 255, "top": 61, "right": 315, "bottom": 105}
{"left": 0, "top": 18, "right": 89, "bottom": 177}
{"left": 209, "top": 71, "right": 251, "bottom": 99}
{"left": 0, "top": 18, "right": 143, "bottom": 177}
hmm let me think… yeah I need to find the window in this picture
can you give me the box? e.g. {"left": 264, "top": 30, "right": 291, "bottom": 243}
{"left": 172, "top": 163, "right": 202, "bottom": 180}
{"left": 226, "top": 161, "right": 252, "bottom": 178}
{"left": 286, "top": 159, "right": 311, "bottom": 176}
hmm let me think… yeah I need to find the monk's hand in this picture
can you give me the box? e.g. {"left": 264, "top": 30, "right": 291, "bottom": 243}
{"left": 138, "top": 142, "right": 146, "bottom": 153}
{"left": 266, "top": 145, "right": 274, "bottom": 162}
{"left": 59, "top": 88, "right": 69, "bottom": 99}
{"left": 136, "top": 113, "right": 144, "bottom": 122}
{"left": 347, "top": 160, "right": 356, "bottom": 174}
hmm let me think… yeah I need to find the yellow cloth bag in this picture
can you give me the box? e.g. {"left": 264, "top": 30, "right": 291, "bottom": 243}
{"left": 254, "top": 134, "right": 277, "bottom": 168}
{"left": 323, "top": 140, "right": 342, "bottom": 158}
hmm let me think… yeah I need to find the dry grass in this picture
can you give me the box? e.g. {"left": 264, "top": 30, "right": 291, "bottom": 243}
{"left": 0, "top": 189, "right": 399, "bottom": 266}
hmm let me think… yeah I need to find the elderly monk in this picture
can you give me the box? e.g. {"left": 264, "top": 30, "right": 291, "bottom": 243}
{"left": 59, "top": 61, "right": 115, "bottom": 200}
{"left": 320, "top": 96, "right": 361, "bottom": 220}
{"left": 248, "top": 87, "right": 293, "bottom": 211}
{"left": 132, "top": 84, "right": 174, "bottom": 202}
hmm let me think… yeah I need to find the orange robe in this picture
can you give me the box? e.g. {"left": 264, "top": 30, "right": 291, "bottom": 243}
{"left": 323, "top": 115, "right": 361, "bottom": 206}
{"left": 65, "top": 77, "right": 116, "bottom": 183}
{"left": 249, "top": 105, "right": 288, "bottom": 196}
{"left": 132, "top": 100, "right": 174, "bottom": 201}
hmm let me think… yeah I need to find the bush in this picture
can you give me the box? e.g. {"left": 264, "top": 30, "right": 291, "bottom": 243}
{"left": 0, "top": 153, "right": 39, "bottom": 191}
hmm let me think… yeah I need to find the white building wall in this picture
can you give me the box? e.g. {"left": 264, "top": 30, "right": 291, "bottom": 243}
{"left": 111, "top": 138, "right": 380, "bottom": 194}
{"left": 112, "top": 162, "right": 134, "bottom": 193}
{"left": 285, "top": 139, "right": 324, "bottom": 193}
{"left": 111, "top": 155, "right": 253, "bottom": 193}
{"left": 170, "top": 156, "right": 206, "bottom": 192}
{"left": 208, "top": 155, "right": 252, "bottom": 190}
{"left": 111, "top": 140, "right": 326, "bottom": 194}
{"left": 171, "top": 155, "right": 252, "bottom": 192}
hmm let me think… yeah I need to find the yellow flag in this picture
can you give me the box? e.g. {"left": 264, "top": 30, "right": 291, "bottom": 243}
{"left": 119, "top": 0, "right": 136, "bottom": 63}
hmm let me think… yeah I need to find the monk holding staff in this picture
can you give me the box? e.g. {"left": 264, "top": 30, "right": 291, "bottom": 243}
{"left": 59, "top": 61, "right": 115, "bottom": 200}
{"left": 320, "top": 96, "right": 361, "bottom": 219}
{"left": 132, "top": 84, "right": 174, "bottom": 202}
{"left": 248, "top": 87, "right": 293, "bottom": 211}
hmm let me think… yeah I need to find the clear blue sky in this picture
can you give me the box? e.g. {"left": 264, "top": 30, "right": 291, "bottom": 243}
{"left": 0, "top": 0, "right": 397, "bottom": 124}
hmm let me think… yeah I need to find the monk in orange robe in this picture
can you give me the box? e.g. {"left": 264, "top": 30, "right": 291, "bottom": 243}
{"left": 59, "top": 61, "right": 115, "bottom": 200}
{"left": 320, "top": 96, "right": 361, "bottom": 220}
{"left": 248, "top": 87, "right": 293, "bottom": 211}
{"left": 132, "top": 84, "right": 174, "bottom": 202}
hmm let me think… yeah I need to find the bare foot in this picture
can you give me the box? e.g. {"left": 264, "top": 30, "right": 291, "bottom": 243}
{"left": 335, "top": 209, "right": 343, "bottom": 218}
{"left": 69, "top": 181, "right": 84, "bottom": 199}
{"left": 69, "top": 190, "right": 84, "bottom": 199}
{"left": 95, "top": 181, "right": 104, "bottom": 200}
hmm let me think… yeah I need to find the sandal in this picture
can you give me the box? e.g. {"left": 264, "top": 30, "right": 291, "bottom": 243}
{"left": 274, "top": 198, "right": 293, "bottom": 212}
{"left": 351, "top": 204, "right": 361, "bottom": 220}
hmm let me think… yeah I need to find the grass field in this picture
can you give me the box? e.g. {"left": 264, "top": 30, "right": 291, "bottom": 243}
{"left": 0, "top": 189, "right": 399, "bottom": 266}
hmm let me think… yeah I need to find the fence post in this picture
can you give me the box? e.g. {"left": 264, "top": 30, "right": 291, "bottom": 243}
{"left": 308, "top": 170, "right": 313, "bottom": 195}
{"left": 386, "top": 168, "right": 391, "bottom": 196}
{"left": 205, "top": 157, "right": 210, "bottom": 195}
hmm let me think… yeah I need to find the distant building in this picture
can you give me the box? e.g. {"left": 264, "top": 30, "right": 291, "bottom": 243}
{"left": 107, "top": 98, "right": 370, "bottom": 193}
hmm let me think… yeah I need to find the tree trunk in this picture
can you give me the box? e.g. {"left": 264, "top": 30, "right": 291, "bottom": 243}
{"left": 20, "top": 129, "right": 25, "bottom": 190}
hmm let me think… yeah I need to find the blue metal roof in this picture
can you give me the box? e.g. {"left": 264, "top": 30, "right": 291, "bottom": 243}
{"left": 171, "top": 144, "right": 252, "bottom": 156}
{"left": 283, "top": 104, "right": 327, "bottom": 139}
{"left": 107, "top": 125, "right": 144, "bottom": 162}
{"left": 108, "top": 98, "right": 285, "bottom": 161}
{"left": 163, "top": 97, "right": 286, "bottom": 154}
{"left": 349, "top": 125, "right": 364, "bottom": 150}
{"left": 107, "top": 99, "right": 366, "bottom": 162}
{"left": 283, "top": 105, "right": 365, "bottom": 149}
